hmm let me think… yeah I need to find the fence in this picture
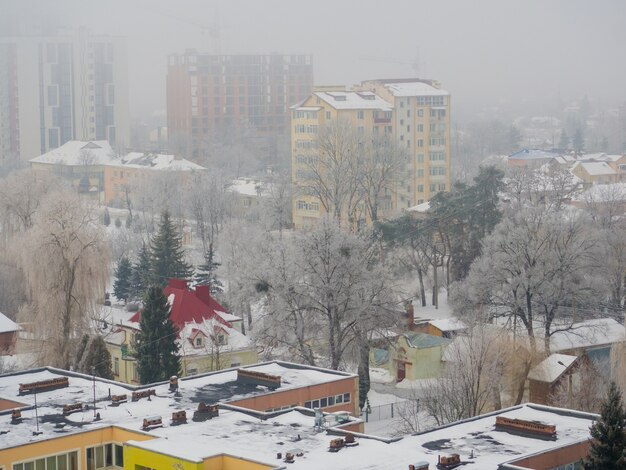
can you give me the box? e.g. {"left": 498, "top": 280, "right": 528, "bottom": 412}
{"left": 362, "top": 399, "right": 413, "bottom": 423}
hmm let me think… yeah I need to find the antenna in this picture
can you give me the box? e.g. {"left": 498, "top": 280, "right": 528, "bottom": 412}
{"left": 33, "top": 389, "right": 42, "bottom": 435}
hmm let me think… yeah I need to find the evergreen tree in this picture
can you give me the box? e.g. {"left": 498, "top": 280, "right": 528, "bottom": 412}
{"left": 194, "top": 244, "right": 224, "bottom": 294}
{"left": 584, "top": 381, "right": 626, "bottom": 470}
{"left": 113, "top": 256, "right": 132, "bottom": 303}
{"left": 573, "top": 127, "right": 585, "bottom": 153}
{"left": 149, "top": 210, "right": 192, "bottom": 286}
{"left": 103, "top": 208, "right": 111, "bottom": 226}
{"left": 508, "top": 124, "right": 522, "bottom": 150}
{"left": 114, "top": 217, "right": 122, "bottom": 228}
{"left": 559, "top": 129, "right": 570, "bottom": 149}
{"left": 132, "top": 286, "right": 180, "bottom": 384}
{"left": 130, "top": 243, "right": 151, "bottom": 300}
{"left": 125, "top": 214, "right": 132, "bottom": 228}
{"left": 73, "top": 334, "right": 114, "bottom": 379}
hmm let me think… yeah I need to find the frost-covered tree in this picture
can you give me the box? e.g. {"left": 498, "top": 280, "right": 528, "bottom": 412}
{"left": 130, "top": 243, "right": 151, "bottom": 300}
{"left": 453, "top": 207, "right": 603, "bottom": 354}
{"left": 194, "top": 244, "right": 224, "bottom": 294}
{"left": 74, "top": 334, "right": 113, "bottom": 379}
{"left": 21, "top": 191, "right": 109, "bottom": 368}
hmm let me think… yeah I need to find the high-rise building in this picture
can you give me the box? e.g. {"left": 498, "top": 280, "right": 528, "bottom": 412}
{"left": 358, "top": 79, "right": 451, "bottom": 206}
{"left": 291, "top": 79, "right": 451, "bottom": 229}
{"left": 0, "top": 28, "right": 129, "bottom": 164}
{"left": 167, "top": 51, "right": 313, "bottom": 160}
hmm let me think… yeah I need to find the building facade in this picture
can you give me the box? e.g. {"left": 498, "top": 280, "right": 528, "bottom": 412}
{"left": 291, "top": 79, "right": 451, "bottom": 229}
{"left": 0, "top": 28, "right": 129, "bottom": 164}
{"left": 167, "top": 51, "right": 313, "bottom": 161}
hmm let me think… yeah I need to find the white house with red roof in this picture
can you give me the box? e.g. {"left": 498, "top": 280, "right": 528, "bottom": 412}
{"left": 104, "top": 279, "right": 257, "bottom": 383}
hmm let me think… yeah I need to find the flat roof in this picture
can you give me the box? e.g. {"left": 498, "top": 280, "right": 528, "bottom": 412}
{"left": 0, "top": 362, "right": 356, "bottom": 450}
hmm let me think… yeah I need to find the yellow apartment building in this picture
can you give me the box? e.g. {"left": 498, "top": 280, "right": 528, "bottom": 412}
{"left": 291, "top": 79, "right": 451, "bottom": 229}
{"left": 290, "top": 87, "right": 396, "bottom": 229}
{"left": 358, "top": 79, "right": 451, "bottom": 207}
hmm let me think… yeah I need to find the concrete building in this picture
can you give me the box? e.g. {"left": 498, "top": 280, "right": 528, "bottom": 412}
{"left": 30, "top": 140, "right": 205, "bottom": 205}
{"left": 0, "top": 365, "right": 601, "bottom": 470}
{"left": 167, "top": 51, "right": 313, "bottom": 160}
{"left": 291, "top": 79, "right": 451, "bottom": 229}
{"left": 0, "top": 28, "right": 129, "bottom": 164}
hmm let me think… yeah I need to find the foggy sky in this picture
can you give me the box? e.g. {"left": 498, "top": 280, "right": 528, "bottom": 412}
{"left": 3, "top": 0, "right": 626, "bottom": 121}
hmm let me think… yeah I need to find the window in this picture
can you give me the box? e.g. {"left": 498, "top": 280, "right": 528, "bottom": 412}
{"left": 195, "top": 337, "right": 203, "bottom": 347}
{"left": 417, "top": 109, "right": 424, "bottom": 117}
{"left": 320, "top": 397, "right": 328, "bottom": 408}
{"left": 400, "top": 119, "right": 404, "bottom": 126}
{"left": 418, "top": 184, "right": 424, "bottom": 192}
{"left": 113, "top": 357, "right": 119, "bottom": 376}
{"left": 417, "top": 124, "right": 424, "bottom": 132}
{"left": 326, "top": 111, "right": 331, "bottom": 120}
{"left": 417, "top": 153, "right": 424, "bottom": 162}
{"left": 217, "top": 334, "right": 226, "bottom": 345}
{"left": 343, "top": 393, "right": 351, "bottom": 403}
{"left": 417, "top": 139, "right": 424, "bottom": 148}
{"left": 47, "top": 86, "right": 58, "bottom": 106}
{"left": 357, "top": 110, "right": 364, "bottom": 119}
{"left": 429, "top": 167, "right": 446, "bottom": 176}
{"left": 357, "top": 126, "right": 364, "bottom": 134}
{"left": 417, "top": 169, "right": 424, "bottom": 177}
{"left": 14, "top": 452, "right": 79, "bottom": 470}
{"left": 430, "top": 183, "right": 437, "bottom": 192}
{"left": 429, "top": 151, "right": 445, "bottom": 161}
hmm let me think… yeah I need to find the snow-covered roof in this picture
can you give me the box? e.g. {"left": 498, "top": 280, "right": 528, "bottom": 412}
{"left": 528, "top": 354, "right": 578, "bottom": 383}
{"left": 572, "top": 161, "right": 616, "bottom": 176}
{"left": 403, "top": 332, "right": 450, "bottom": 349}
{"left": 179, "top": 318, "right": 252, "bottom": 355}
{"left": 508, "top": 149, "right": 562, "bottom": 161}
{"left": 550, "top": 318, "right": 624, "bottom": 352}
{"left": 314, "top": 91, "right": 393, "bottom": 111}
{"left": 115, "top": 152, "right": 205, "bottom": 171}
{"left": 383, "top": 81, "right": 449, "bottom": 97}
{"left": 29, "top": 140, "right": 205, "bottom": 171}
{"left": 406, "top": 201, "right": 430, "bottom": 213}
{"left": 426, "top": 317, "right": 466, "bottom": 333}
{"left": 0, "top": 311, "right": 19, "bottom": 334}
{"left": 228, "top": 178, "right": 271, "bottom": 197}
{"left": 0, "top": 365, "right": 598, "bottom": 470}
{"left": 30, "top": 140, "right": 116, "bottom": 166}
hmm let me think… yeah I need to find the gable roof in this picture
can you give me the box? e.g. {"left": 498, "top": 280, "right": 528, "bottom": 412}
{"left": 528, "top": 354, "right": 578, "bottom": 383}
{"left": 0, "top": 311, "right": 19, "bottom": 334}
{"left": 130, "top": 279, "right": 232, "bottom": 330}
{"left": 403, "top": 332, "right": 450, "bottom": 349}
{"left": 573, "top": 161, "right": 617, "bottom": 176}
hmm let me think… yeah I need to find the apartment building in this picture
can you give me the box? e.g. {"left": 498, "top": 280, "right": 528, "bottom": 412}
{"left": 167, "top": 51, "right": 313, "bottom": 160}
{"left": 358, "top": 79, "right": 451, "bottom": 206}
{"left": 0, "top": 28, "right": 129, "bottom": 164}
{"left": 291, "top": 79, "right": 451, "bottom": 229}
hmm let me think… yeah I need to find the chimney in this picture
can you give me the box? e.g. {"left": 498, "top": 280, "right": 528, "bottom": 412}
{"left": 195, "top": 285, "right": 211, "bottom": 305}
{"left": 405, "top": 301, "right": 414, "bottom": 331}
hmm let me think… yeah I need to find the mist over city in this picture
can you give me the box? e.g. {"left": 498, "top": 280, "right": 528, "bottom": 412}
{"left": 0, "top": 2, "right": 625, "bottom": 469}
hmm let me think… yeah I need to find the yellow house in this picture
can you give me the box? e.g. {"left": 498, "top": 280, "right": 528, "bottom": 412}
{"left": 571, "top": 161, "right": 618, "bottom": 184}
{"left": 373, "top": 332, "right": 450, "bottom": 382}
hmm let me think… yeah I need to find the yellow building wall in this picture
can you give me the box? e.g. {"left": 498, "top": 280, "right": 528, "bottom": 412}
{"left": 182, "top": 348, "right": 259, "bottom": 376}
{"left": 388, "top": 336, "right": 447, "bottom": 381}
{"left": 0, "top": 426, "right": 152, "bottom": 469}
{"left": 124, "top": 445, "right": 276, "bottom": 470}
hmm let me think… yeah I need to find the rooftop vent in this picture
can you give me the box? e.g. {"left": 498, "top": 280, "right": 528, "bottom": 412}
{"left": 171, "top": 410, "right": 187, "bottom": 425}
{"left": 495, "top": 416, "right": 557, "bottom": 440}
{"left": 437, "top": 454, "right": 461, "bottom": 469}
{"left": 132, "top": 389, "right": 156, "bottom": 402}
{"left": 409, "top": 463, "right": 429, "bottom": 470}
{"left": 19, "top": 377, "right": 69, "bottom": 395}
{"left": 111, "top": 394, "right": 128, "bottom": 405}
{"left": 62, "top": 403, "right": 83, "bottom": 416}
{"left": 192, "top": 402, "right": 219, "bottom": 421}
{"left": 11, "top": 409, "right": 22, "bottom": 424}
{"left": 142, "top": 416, "right": 163, "bottom": 430}
{"left": 237, "top": 369, "right": 281, "bottom": 389}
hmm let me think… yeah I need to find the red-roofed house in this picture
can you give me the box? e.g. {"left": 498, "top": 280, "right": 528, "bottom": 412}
{"left": 106, "top": 279, "right": 256, "bottom": 383}
{"left": 129, "top": 279, "right": 240, "bottom": 331}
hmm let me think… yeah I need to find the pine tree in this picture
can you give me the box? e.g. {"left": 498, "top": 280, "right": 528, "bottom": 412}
{"left": 194, "top": 244, "right": 224, "bottom": 294}
{"left": 573, "top": 127, "right": 585, "bottom": 153}
{"left": 584, "top": 381, "right": 626, "bottom": 470}
{"left": 113, "top": 256, "right": 132, "bottom": 303}
{"left": 103, "top": 208, "right": 111, "bottom": 226}
{"left": 130, "top": 244, "right": 151, "bottom": 300}
{"left": 132, "top": 286, "right": 180, "bottom": 384}
{"left": 149, "top": 210, "right": 192, "bottom": 286}
{"left": 73, "top": 334, "right": 114, "bottom": 379}
{"left": 114, "top": 217, "right": 122, "bottom": 228}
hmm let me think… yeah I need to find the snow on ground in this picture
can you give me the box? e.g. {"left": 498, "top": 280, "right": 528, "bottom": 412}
{"left": 369, "top": 367, "right": 394, "bottom": 385}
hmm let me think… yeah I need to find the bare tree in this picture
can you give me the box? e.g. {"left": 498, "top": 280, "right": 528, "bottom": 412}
{"left": 20, "top": 190, "right": 110, "bottom": 368}
{"left": 186, "top": 171, "right": 231, "bottom": 252}
{"left": 422, "top": 321, "right": 507, "bottom": 425}
{"left": 548, "top": 358, "right": 609, "bottom": 413}
{"left": 453, "top": 206, "right": 604, "bottom": 354}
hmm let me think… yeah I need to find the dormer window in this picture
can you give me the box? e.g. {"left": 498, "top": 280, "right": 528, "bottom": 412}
{"left": 218, "top": 334, "right": 227, "bottom": 345}
{"left": 195, "top": 337, "right": 203, "bottom": 347}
